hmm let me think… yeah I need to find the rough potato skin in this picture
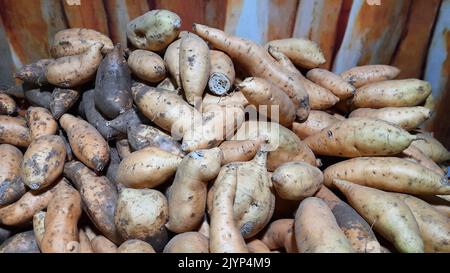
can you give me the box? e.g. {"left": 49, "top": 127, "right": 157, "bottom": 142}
{"left": 0, "top": 116, "right": 31, "bottom": 147}
{"left": 94, "top": 44, "right": 132, "bottom": 119}
{"left": 91, "top": 235, "right": 117, "bottom": 253}
{"left": 21, "top": 135, "right": 66, "bottom": 190}
{"left": 50, "top": 88, "right": 79, "bottom": 120}
{"left": 51, "top": 28, "right": 113, "bottom": 58}
{"left": 219, "top": 139, "right": 264, "bottom": 165}
{"left": 15, "top": 59, "right": 52, "bottom": 86}
{"left": 0, "top": 230, "right": 40, "bottom": 253}
{"left": 179, "top": 32, "right": 210, "bottom": 106}
{"left": 272, "top": 161, "right": 323, "bottom": 201}
{"left": 33, "top": 211, "right": 46, "bottom": 248}
{"left": 118, "top": 239, "right": 155, "bottom": 253}
{"left": 306, "top": 68, "right": 355, "bottom": 100}
{"left": 26, "top": 107, "right": 58, "bottom": 140}
{"left": 167, "top": 148, "right": 223, "bottom": 233}
{"left": 24, "top": 88, "right": 53, "bottom": 109}
{"left": 0, "top": 144, "right": 26, "bottom": 206}
{"left": 202, "top": 92, "right": 248, "bottom": 111}
{"left": 78, "top": 229, "right": 93, "bottom": 253}
{"left": 247, "top": 239, "right": 271, "bottom": 253}
{"left": 41, "top": 180, "right": 82, "bottom": 253}
{"left": 411, "top": 133, "right": 450, "bottom": 163}
{"left": 46, "top": 43, "right": 103, "bottom": 88}
{"left": 108, "top": 107, "right": 149, "bottom": 134}
{"left": 163, "top": 232, "right": 209, "bottom": 253}
{"left": 114, "top": 188, "right": 169, "bottom": 252}
{"left": 128, "top": 50, "right": 166, "bottom": 83}
{"left": 304, "top": 117, "right": 416, "bottom": 157}
{"left": 266, "top": 38, "right": 326, "bottom": 69}
{"left": 334, "top": 179, "right": 424, "bottom": 253}
{"left": 315, "top": 186, "right": 382, "bottom": 253}
{"left": 394, "top": 193, "right": 450, "bottom": 253}
{"left": 60, "top": 114, "right": 110, "bottom": 172}
{"left": 63, "top": 161, "right": 120, "bottom": 244}
{"left": 324, "top": 157, "right": 450, "bottom": 195}
{"left": 0, "top": 93, "right": 16, "bottom": 115}
{"left": 260, "top": 219, "right": 298, "bottom": 253}
{"left": 116, "top": 147, "right": 182, "bottom": 189}
{"left": 401, "top": 145, "right": 445, "bottom": 176}
{"left": 292, "top": 110, "right": 339, "bottom": 139}
{"left": 164, "top": 39, "right": 181, "bottom": 87}
{"left": 295, "top": 197, "right": 354, "bottom": 253}
{"left": 353, "top": 79, "right": 431, "bottom": 108}
{"left": 349, "top": 107, "right": 431, "bottom": 131}
{"left": 340, "top": 65, "right": 400, "bottom": 88}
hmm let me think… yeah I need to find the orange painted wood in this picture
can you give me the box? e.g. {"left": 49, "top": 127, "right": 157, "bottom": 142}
{"left": 292, "top": 0, "right": 343, "bottom": 70}
{"left": 204, "top": 0, "right": 229, "bottom": 29}
{"left": 391, "top": 0, "right": 441, "bottom": 79}
{"left": 223, "top": 0, "right": 244, "bottom": 34}
{"left": 334, "top": 0, "right": 353, "bottom": 58}
{"left": 0, "top": 0, "right": 67, "bottom": 66}
{"left": 267, "top": 0, "right": 299, "bottom": 41}
{"left": 62, "top": 0, "right": 110, "bottom": 35}
{"left": 150, "top": 0, "right": 206, "bottom": 31}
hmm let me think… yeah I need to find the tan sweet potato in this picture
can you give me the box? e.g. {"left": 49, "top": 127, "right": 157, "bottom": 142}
{"left": 307, "top": 68, "right": 355, "bottom": 100}
{"left": 247, "top": 239, "right": 271, "bottom": 253}
{"left": 260, "top": 219, "right": 297, "bottom": 253}
{"left": 115, "top": 139, "right": 132, "bottom": 159}
{"left": 128, "top": 50, "right": 166, "bottom": 83}
{"left": 202, "top": 92, "right": 248, "bottom": 112}
{"left": 349, "top": 107, "right": 431, "bottom": 131}
{"left": 411, "top": 132, "right": 450, "bottom": 163}
{"left": 91, "top": 235, "right": 117, "bottom": 253}
{"left": 0, "top": 116, "right": 31, "bottom": 147}
{"left": 78, "top": 229, "right": 93, "bottom": 253}
{"left": 60, "top": 114, "right": 110, "bottom": 172}
{"left": 424, "top": 93, "right": 435, "bottom": 111}
{"left": 118, "top": 239, "right": 155, "bottom": 253}
{"left": 433, "top": 205, "right": 450, "bottom": 217}
{"left": 163, "top": 232, "right": 209, "bottom": 253}
{"left": 0, "top": 230, "right": 40, "bottom": 253}
{"left": 294, "top": 197, "right": 354, "bottom": 253}
{"left": 41, "top": 180, "right": 82, "bottom": 253}
{"left": 340, "top": 65, "right": 400, "bottom": 88}
{"left": 353, "top": 79, "right": 431, "bottom": 108}
{"left": 0, "top": 93, "right": 16, "bottom": 115}
{"left": 292, "top": 110, "right": 339, "bottom": 139}
{"left": 15, "top": 59, "right": 52, "bottom": 86}
{"left": 304, "top": 117, "right": 416, "bottom": 157}
{"left": 26, "top": 107, "right": 57, "bottom": 141}
{"left": 157, "top": 77, "right": 177, "bottom": 91}
{"left": 208, "top": 50, "right": 235, "bottom": 95}
{"left": 333, "top": 179, "right": 424, "bottom": 253}
{"left": 0, "top": 144, "right": 26, "bottom": 206}
{"left": 33, "top": 211, "right": 46, "bottom": 249}
{"left": 51, "top": 28, "right": 113, "bottom": 58}
{"left": 116, "top": 147, "right": 182, "bottom": 189}
{"left": 164, "top": 39, "right": 181, "bottom": 87}
{"left": 324, "top": 157, "right": 450, "bottom": 195}
{"left": 266, "top": 38, "right": 325, "bottom": 68}
{"left": 401, "top": 145, "right": 445, "bottom": 176}
{"left": 219, "top": 138, "right": 265, "bottom": 165}
{"left": 46, "top": 43, "right": 103, "bottom": 88}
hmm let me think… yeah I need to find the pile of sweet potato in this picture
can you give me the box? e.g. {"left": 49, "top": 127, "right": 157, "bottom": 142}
{"left": 0, "top": 9, "right": 448, "bottom": 253}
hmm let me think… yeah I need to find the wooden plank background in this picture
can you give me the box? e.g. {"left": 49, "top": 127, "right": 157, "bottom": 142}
{"left": 0, "top": 0, "right": 448, "bottom": 146}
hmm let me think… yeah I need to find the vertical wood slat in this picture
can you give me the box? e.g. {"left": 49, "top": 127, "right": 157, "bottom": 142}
{"left": 267, "top": 0, "right": 299, "bottom": 41}
{"left": 332, "top": 0, "right": 410, "bottom": 73}
{"left": 391, "top": 0, "right": 441, "bottom": 79}
{"left": 0, "top": 18, "right": 15, "bottom": 89}
{"left": 424, "top": 0, "right": 450, "bottom": 148}
{"left": 292, "top": 0, "right": 343, "bottom": 70}
{"left": 150, "top": 0, "right": 206, "bottom": 31}
{"left": 62, "top": 0, "right": 110, "bottom": 35}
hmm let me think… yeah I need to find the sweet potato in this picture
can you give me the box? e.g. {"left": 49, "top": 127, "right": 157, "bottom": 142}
{"left": 315, "top": 186, "right": 382, "bottom": 253}
{"left": 0, "top": 93, "right": 16, "bottom": 115}
{"left": 60, "top": 113, "right": 110, "bottom": 172}
{"left": 91, "top": 235, "right": 117, "bottom": 253}
{"left": 306, "top": 68, "right": 355, "bottom": 100}
{"left": 304, "top": 117, "right": 416, "bottom": 157}
{"left": 95, "top": 44, "right": 132, "bottom": 119}
{"left": 0, "top": 230, "right": 40, "bottom": 253}
{"left": 202, "top": 92, "right": 248, "bottom": 112}
{"left": 209, "top": 164, "right": 248, "bottom": 253}
{"left": 51, "top": 28, "right": 113, "bottom": 58}
{"left": 260, "top": 219, "right": 297, "bottom": 253}
{"left": 41, "top": 180, "right": 82, "bottom": 253}
{"left": 164, "top": 39, "right": 181, "bottom": 87}
{"left": 233, "top": 121, "right": 317, "bottom": 171}
{"left": 4, "top": 84, "right": 25, "bottom": 99}
{"left": 64, "top": 161, "right": 120, "bottom": 244}
{"left": 118, "top": 239, "right": 155, "bottom": 253}
{"left": 116, "top": 147, "right": 182, "bottom": 189}
{"left": 21, "top": 135, "right": 66, "bottom": 190}
{"left": 192, "top": 24, "right": 310, "bottom": 120}
{"left": 26, "top": 107, "right": 57, "bottom": 141}
{"left": 33, "top": 211, "right": 46, "bottom": 248}
{"left": 295, "top": 197, "right": 354, "bottom": 253}
{"left": 59, "top": 129, "right": 73, "bottom": 161}
{"left": 266, "top": 38, "right": 325, "bottom": 69}
{"left": 340, "top": 65, "right": 400, "bottom": 88}
{"left": 353, "top": 79, "right": 431, "bottom": 108}
{"left": 402, "top": 145, "right": 445, "bottom": 176}
{"left": 24, "top": 88, "right": 53, "bottom": 109}
{"left": 157, "top": 77, "right": 178, "bottom": 91}
{"left": 433, "top": 205, "right": 450, "bottom": 217}
{"left": 126, "top": 10, "right": 181, "bottom": 51}
{"left": 107, "top": 107, "right": 149, "bottom": 134}
{"left": 167, "top": 148, "right": 223, "bottom": 233}
{"left": 271, "top": 161, "right": 323, "bottom": 201}
{"left": 0, "top": 181, "right": 60, "bottom": 226}
{"left": 424, "top": 94, "right": 435, "bottom": 111}
{"left": 324, "top": 157, "right": 450, "bottom": 195}
{"left": 78, "top": 229, "right": 93, "bottom": 253}
{"left": 115, "top": 139, "right": 132, "bottom": 160}
{"left": 0, "top": 116, "right": 31, "bottom": 147}
{"left": 333, "top": 179, "right": 424, "bottom": 253}
{"left": 127, "top": 124, "right": 184, "bottom": 157}
{"left": 15, "top": 59, "right": 52, "bottom": 86}
{"left": 394, "top": 193, "right": 450, "bottom": 253}
{"left": 50, "top": 88, "right": 79, "bottom": 120}
{"left": 411, "top": 133, "right": 450, "bottom": 163}
{"left": 106, "top": 147, "right": 124, "bottom": 192}
{"left": 247, "top": 239, "right": 271, "bottom": 253}
{"left": 219, "top": 139, "right": 265, "bottom": 165}
{"left": 292, "top": 110, "right": 339, "bottom": 139}
{"left": 238, "top": 77, "right": 296, "bottom": 127}
{"left": 46, "top": 43, "right": 103, "bottom": 88}
{"left": 128, "top": 50, "right": 166, "bottom": 83}
{"left": 198, "top": 216, "right": 210, "bottom": 238}
{"left": 0, "top": 144, "right": 26, "bottom": 205}
{"left": 163, "top": 232, "right": 209, "bottom": 253}
{"left": 209, "top": 50, "right": 235, "bottom": 95}
{"left": 179, "top": 32, "right": 210, "bottom": 106}
{"left": 349, "top": 107, "right": 431, "bottom": 131}
{"left": 115, "top": 188, "right": 169, "bottom": 252}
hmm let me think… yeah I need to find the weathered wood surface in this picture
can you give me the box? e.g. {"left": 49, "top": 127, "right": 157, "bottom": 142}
{"left": 62, "top": 0, "right": 110, "bottom": 35}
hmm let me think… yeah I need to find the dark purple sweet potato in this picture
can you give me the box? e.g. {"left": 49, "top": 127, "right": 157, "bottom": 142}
{"left": 0, "top": 230, "right": 40, "bottom": 253}
{"left": 15, "top": 59, "right": 52, "bottom": 86}
{"left": 50, "top": 88, "right": 80, "bottom": 119}
{"left": 107, "top": 108, "right": 149, "bottom": 134}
